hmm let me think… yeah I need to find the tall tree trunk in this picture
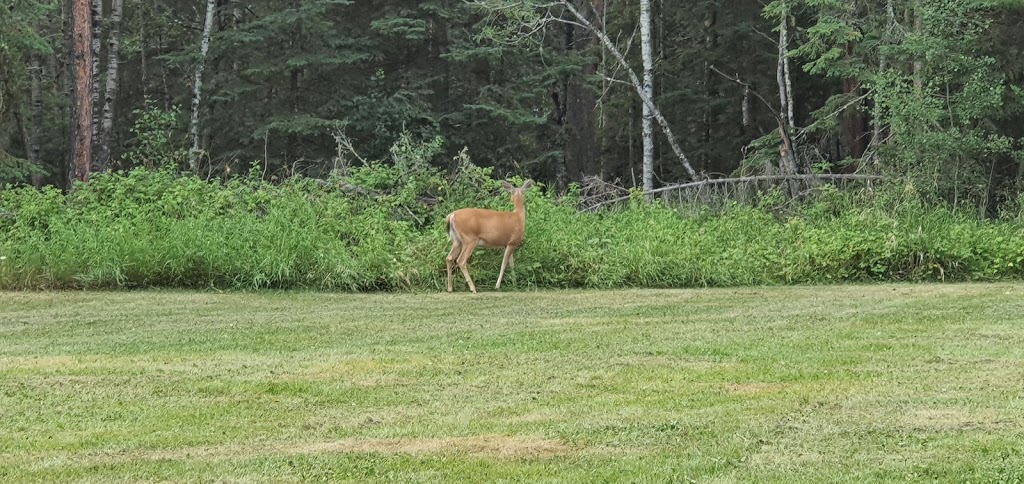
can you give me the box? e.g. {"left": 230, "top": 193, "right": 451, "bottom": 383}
{"left": 842, "top": 41, "right": 867, "bottom": 159}
{"left": 189, "top": 0, "right": 217, "bottom": 172}
{"left": 640, "top": 0, "right": 655, "bottom": 195}
{"left": 869, "top": 0, "right": 898, "bottom": 165}
{"left": 776, "top": 2, "right": 793, "bottom": 130}
{"left": 29, "top": 53, "right": 44, "bottom": 188}
{"left": 13, "top": 106, "right": 36, "bottom": 186}
{"left": 776, "top": 1, "right": 802, "bottom": 181}
{"left": 557, "top": 0, "right": 698, "bottom": 180}
{"left": 89, "top": 0, "right": 102, "bottom": 168}
{"left": 562, "top": 0, "right": 599, "bottom": 184}
{"left": 70, "top": 0, "right": 93, "bottom": 184}
{"left": 701, "top": 7, "right": 717, "bottom": 171}
{"left": 96, "top": 0, "right": 124, "bottom": 171}
{"left": 742, "top": 82, "right": 751, "bottom": 129}
{"left": 782, "top": 27, "right": 794, "bottom": 127}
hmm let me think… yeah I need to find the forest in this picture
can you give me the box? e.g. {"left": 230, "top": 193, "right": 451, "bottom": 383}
{"left": 2, "top": 0, "right": 1024, "bottom": 290}
{"left": 1, "top": 0, "right": 1021, "bottom": 197}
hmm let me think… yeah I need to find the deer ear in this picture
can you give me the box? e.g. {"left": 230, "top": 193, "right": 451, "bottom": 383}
{"left": 502, "top": 181, "right": 514, "bottom": 192}
{"left": 522, "top": 179, "right": 534, "bottom": 190}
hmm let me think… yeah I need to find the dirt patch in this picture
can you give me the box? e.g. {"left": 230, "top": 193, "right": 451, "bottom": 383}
{"left": 296, "top": 435, "right": 570, "bottom": 458}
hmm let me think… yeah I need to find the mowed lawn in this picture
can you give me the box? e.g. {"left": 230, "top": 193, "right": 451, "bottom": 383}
{"left": 2, "top": 285, "right": 1024, "bottom": 482}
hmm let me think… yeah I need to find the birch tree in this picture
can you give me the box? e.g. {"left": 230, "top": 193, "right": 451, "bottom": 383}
{"left": 188, "top": 0, "right": 216, "bottom": 172}
{"left": 769, "top": 0, "right": 798, "bottom": 179}
{"left": 557, "top": 0, "right": 698, "bottom": 181}
{"left": 479, "top": 0, "right": 699, "bottom": 181}
{"left": 778, "top": 1, "right": 794, "bottom": 130}
{"left": 640, "top": 0, "right": 655, "bottom": 194}
{"left": 95, "top": 0, "right": 124, "bottom": 171}
{"left": 89, "top": 0, "right": 102, "bottom": 168}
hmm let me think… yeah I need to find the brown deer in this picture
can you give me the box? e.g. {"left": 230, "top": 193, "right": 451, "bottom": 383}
{"left": 445, "top": 180, "right": 535, "bottom": 293}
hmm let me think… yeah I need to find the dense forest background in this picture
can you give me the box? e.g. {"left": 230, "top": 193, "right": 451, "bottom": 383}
{"left": 3, "top": 0, "right": 1024, "bottom": 291}
{"left": 2, "top": 0, "right": 1024, "bottom": 206}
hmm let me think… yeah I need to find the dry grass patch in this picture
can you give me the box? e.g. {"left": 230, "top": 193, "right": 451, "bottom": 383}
{"left": 902, "top": 408, "right": 1016, "bottom": 432}
{"left": 73, "top": 436, "right": 571, "bottom": 465}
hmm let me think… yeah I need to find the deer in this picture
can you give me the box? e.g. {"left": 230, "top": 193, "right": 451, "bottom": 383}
{"left": 445, "top": 180, "right": 535, "bottom": 293}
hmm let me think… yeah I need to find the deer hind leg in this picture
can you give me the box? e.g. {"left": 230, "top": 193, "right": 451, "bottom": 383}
{"left": 446, "top": 214, "right": 464, "bottom": 293}
{"left": 496, "top": 245, "right": 516, "bottom": 290}
{"left": 456, "top": 238, "right": 478, "bottom": 294}
{"left": 445, "top": 239, "right": 461, "bottom": 293}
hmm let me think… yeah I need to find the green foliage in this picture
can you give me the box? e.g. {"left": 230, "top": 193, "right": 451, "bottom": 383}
{"left": 796, "top": 0, "right": 1019, "bottom": 205}
{"left": 120, "top": 100, "right": 189, "bottom": 171}
{"left": 2, "top": 156, "right": 1024, "bottom": 290}
{"left": 0, "top": 152, "right": 42, "bottom": 186}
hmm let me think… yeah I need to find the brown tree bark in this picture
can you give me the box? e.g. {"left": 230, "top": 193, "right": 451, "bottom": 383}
{"left": 70, "top": 0, "right": 94, "bottom": 184}
{"left": 841, "top": 42, "right": 867, "bottom": 159}
{"left": 29, "top": 53, "right": 45, "bottom": 188}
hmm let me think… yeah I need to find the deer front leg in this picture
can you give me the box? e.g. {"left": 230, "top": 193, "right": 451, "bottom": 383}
{"left": 496, "top": 245, "right": 515, "bottom": 290}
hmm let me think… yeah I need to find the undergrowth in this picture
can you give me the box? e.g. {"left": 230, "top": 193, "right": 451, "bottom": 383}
{"left": 2, "top": 156, "right": 1024, "bottom": 290}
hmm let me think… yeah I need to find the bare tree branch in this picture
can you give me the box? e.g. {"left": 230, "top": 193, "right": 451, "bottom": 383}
{"left": 554, "top": 0, "right": 699, "bottom": 180}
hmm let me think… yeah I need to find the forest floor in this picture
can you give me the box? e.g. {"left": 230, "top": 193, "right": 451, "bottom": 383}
{"left": 3, "top": 284, "right": 1024, "bottom": 482}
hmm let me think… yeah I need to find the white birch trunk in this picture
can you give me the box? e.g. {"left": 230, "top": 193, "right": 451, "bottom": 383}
{"left": 96, "top": 0, "right": 123, "bottom": 171}
{"left": 782, "top": 12, "right": 794, "bottom": 129}
{"left": 776, "top": 2, "right": 791, "bottom": 130}
{"left": 742, "top": 81, "right": 751, "bottom": 127}
{"left": 189, "top": 0, "right": 217, "bottom": 171}
{"left": 89, "top": 0, "right": 102, "bottom": 165}
{"left": 640, "top": 0, "right": 655, "bottom": 194}
{"left": 557, "top": 0, "right": 698, "bottom": 180}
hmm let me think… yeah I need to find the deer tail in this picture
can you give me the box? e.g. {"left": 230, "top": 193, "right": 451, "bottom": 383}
{"left": 445, "top": 213, "right": 457, "bottom": 242}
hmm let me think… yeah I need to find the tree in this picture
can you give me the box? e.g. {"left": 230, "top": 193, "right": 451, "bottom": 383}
{"left": 479, "top": 0, "right": 699, "bottom": 182}
{"left": 640, "top": 0, "right": 654, "bottom": 193}
{"left": 0, "top": 0, "right": 51, "bottom": 186}
{"left": 188, "top": 0, "right": 217, "bottom": 172}
{"left": 795, "top": 0, "right": 1020, "bottom": 207}
{"left": 96, "top": 0, "right": 124, "bottom": 171}
{"left": 562, "top": 0, "right": 601, "bottom": 184}
{"left": 89, "top": 0, "right": 102, "bottom": 169}
{"left": 2, "top": 0, "right": 1022, "bottom": 202}
{"left": 70, "top": 0, "right": 94, "bottom": 183}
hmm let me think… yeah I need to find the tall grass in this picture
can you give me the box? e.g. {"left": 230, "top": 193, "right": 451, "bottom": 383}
{"left": 2, "top": 166, "right": 1023, "bottom": 290}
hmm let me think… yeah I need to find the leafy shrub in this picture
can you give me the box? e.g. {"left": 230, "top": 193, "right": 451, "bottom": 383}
{"left": 2, "top": 156, "right": 1024, "bottom": 290}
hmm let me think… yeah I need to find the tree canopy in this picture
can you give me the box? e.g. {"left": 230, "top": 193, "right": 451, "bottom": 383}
{"left": 1, "top": 0, "right": 1022, "bottom": 208}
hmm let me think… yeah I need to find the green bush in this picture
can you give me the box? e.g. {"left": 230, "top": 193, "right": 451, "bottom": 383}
{"left": 2, "top": 161, "right": 1024, "bottom": 290}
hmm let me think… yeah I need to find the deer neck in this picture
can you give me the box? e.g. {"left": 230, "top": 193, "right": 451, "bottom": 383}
{"left": 512, "top": 198, "right": 526, "bottom": 223}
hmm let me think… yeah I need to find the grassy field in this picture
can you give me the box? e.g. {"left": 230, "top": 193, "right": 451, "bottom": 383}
{"left": 2, "top": 284, "right": 1024, "bottom": 482}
